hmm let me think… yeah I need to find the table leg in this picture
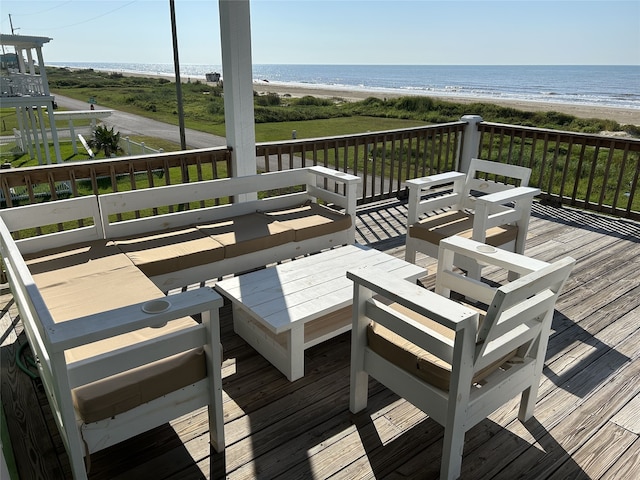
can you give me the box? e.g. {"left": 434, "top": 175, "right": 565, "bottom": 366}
{"left": 286, "top": 325, "right": 305, "bottom": 381}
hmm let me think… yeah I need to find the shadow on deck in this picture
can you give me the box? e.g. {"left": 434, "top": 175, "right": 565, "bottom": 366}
{"left": 2, "top": 198, "right": 639, "bottom": 479}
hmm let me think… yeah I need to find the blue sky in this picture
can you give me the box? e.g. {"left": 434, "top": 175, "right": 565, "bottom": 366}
{"left": 1, "top": 1, "right": 639, "bottom": 65}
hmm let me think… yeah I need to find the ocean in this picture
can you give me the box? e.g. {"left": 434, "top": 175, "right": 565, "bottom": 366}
{"left": 47, "top": 63, "right": 640, "bottom": 110}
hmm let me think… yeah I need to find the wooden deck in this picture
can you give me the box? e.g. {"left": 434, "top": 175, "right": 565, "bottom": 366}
{"left": 2, "top": 198, "right": 640, "bottom": 479}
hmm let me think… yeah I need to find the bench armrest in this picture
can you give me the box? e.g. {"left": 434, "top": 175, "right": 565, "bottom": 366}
{"left": 306, "top": 167, "right": 361, "bottom": 226}
{"left": 308, "top": 165, "right": 361, "bottom": 185}
{"left": 48, "top": 288, "right": 223, "bottom": 353}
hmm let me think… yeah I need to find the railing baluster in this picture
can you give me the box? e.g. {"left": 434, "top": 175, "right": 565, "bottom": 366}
{"left": 584, "top": 140, "right": 601, "bottom": 210}
{"left": 627, "top": 155, "right": 640, "bottom": 216}
{"left": 612, "top": 143, "right": 630, "bottom": 215}
{"left": 598, "top": 141, "right": 616, "bottom": 210}
{"left": 2, "top": 124, "right": 636, "bottom": 220}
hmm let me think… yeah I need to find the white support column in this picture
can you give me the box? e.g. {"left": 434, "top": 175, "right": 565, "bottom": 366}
{"left": 219, "top": 0, "right": 258, "bottom": 201}
{"left": 26, "top": 49, "right": 36, "bottom": 76}
{"left": 46, "top": 106, "right": 62, "bottom": 163}
{"left": 69, "top": 120, "right": 78, "bottom": 154}
{"left": 16, "top": 47, "right": 26, "bottom": 73}
{"left": 36, "top": 47, "right": 50, "bottom": 95}
{"left": 459, "top": 115, "right": 483, "bottom": 174}
{"left": 36, "top": 107, "right": 52, "bottom": 165}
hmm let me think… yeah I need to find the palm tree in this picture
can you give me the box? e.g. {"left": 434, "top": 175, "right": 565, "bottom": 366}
{"left": 89, "top": 125, "right": 123, "bottom": 157}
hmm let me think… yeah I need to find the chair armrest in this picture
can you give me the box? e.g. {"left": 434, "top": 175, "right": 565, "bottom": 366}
{"left": 348, "top": 266, "right": 478, "bottom": 332}
{"left": 475, "top": 186, "right": 540, "bottom": 206}
{"left": 308, "top": 165, "right": 361, "bottom": 185}
{"left": 436, "top": 236, "right": 551, "bottom": 303}
{"left": 405, "top": 171, "right": 465, "bottom": 191}
{"left": 439, "top": 236, "right": 549, "bottom": 276}
{"left": 48, "top": 287, "right": 224, "bottom": 353}
{"left": 471, "top": 186, "right": 540, "bottom": 235}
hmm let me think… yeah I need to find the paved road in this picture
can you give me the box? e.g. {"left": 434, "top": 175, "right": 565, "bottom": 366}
{"left": 53, "top": 94, "right": 227, "bottom": 149}
{"left": 53, "top": 95, "right": 374, "bottom": 197}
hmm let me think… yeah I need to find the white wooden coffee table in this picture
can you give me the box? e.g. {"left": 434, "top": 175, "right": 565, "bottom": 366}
{"left": 214, "top": 244, "right": 425, "bottom": 381}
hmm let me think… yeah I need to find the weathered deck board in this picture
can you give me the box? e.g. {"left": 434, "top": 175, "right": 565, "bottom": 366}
{"left": 1, "top": 199, "right": 639, "bottom": 479}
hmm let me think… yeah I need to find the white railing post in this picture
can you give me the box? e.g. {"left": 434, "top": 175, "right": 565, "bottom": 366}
{"left": 459, "top": 115, "right": 483, "bottom": 174}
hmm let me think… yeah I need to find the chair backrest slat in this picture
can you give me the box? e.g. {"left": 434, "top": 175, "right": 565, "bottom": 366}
{"left": 474, "top": 257, "right": 575, "bottom": 372}
{"left": 461, "top": 158, "right": 531, "bottom": 210}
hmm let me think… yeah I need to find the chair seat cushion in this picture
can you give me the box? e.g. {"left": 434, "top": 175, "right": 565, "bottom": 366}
{"left": 260, "top": 202, "right": 352, "bottom": 241}
{"left": 197, "top": 212, "right": 295, "bottom": 258}
{"left": 72, "top": 347, "right": 206, "bottom": 424}
{"left": 26, "top": 240, "right": 206, "bottom": 424}
{"left": 367, "top": 301, "right": 516, "bottom": 391}
{"left": 113, "top": 227, "right": 225, "bottom": 277}
{"left": 409, "top": 210, "right": 517, "bottom": 246}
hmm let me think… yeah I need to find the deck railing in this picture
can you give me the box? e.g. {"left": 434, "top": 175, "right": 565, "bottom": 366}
{"left": 477, "top": 122, "right": 640, "bottom": 221}
{"left": 1, "top": 118, "right": 639, "bottom": 221}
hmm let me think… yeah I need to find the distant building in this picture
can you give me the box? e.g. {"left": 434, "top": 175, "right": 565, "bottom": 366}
{"left": 206, "top": 71, "right": 221, "bottom": 83}
{"left": 0, "top": 52, "right": 19, "bottom": 70}
{"left": 0, "top": 34, "right": 62, "bottom": 164}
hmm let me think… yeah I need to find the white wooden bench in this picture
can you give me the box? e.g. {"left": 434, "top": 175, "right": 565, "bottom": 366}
{"left": 0, "top": 196, "right": 224, "bottom": 480}
{"left": 99, "top": 166, "right": 361, "bottom": 290}
{"left": 0, "top": 166, "right": 361, "bottom": 479}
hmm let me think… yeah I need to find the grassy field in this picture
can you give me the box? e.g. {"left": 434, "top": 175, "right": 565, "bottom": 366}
{"left": 2, "top": 67, "right": 637, "bottom": 214}
{"left": 43, "top": 66, "right": 636, "bottom": 139}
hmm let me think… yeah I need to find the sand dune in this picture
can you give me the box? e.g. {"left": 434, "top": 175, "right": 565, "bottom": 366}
{"left": 252, "top": 81, "right": 640, "bottom": 126}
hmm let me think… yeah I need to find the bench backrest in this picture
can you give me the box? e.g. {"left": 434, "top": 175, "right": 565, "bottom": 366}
{"left": 0, "top": 195, "right": 103, "bottom": 255}
{"left": 99, "top": 166, "right": 359, "bottom": 239}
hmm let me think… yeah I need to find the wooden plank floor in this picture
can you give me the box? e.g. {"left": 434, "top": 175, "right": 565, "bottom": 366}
{"left": 2, "top": 198, "right": 640, "bottom": 479}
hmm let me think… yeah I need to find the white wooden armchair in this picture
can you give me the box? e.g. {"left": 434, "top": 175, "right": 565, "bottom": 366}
{"left": 348, "top": 236, "right": 574, "bottom": 480}
{"left": 405, "top": 158, "right": 540, "bottom": 279}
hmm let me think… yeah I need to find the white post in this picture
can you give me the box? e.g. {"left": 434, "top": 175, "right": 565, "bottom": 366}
{"left": 459, "top": 115, "right": 483, "bottom": 174}
{"left": 36, "top": 47, "right": 50, "bottom": 96}
{"left": 219, "top": 0, "right": 258, "bottom": 201}
{"left": 69, "top": 120, "right": 77, "bottom": 154}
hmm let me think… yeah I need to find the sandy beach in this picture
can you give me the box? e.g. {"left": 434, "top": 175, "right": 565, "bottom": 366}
{"left": 252, "top": 81, "right": 640, "bottom": 126}
{"left": 108, "top": 69, "right": 640, "bottom": 126}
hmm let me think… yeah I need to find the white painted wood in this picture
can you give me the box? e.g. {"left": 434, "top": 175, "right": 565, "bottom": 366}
{"left": 404, "top": 158, "right": 540, "bottom": 279}
{"left": 0, "top": 213, "right": 226, "bottom": 479}
{"left": 349, "top": 237, "right": 575, "bottom": 480}
{"left": 0, "top": 166, "right": 361, "bottom": 474}
{"left": 219, "top": 0, "right": 257, "bottom": 185}
{"left": 1, "top": 196, "right": 104, "bottom": 254}
{"left": 216, "top": 244, "right": 426, "bottom": 381}
{"left": 99, "top": 166, "right": 361, "bottom": 288}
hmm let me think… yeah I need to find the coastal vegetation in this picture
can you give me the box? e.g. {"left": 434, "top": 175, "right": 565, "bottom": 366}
{"left": 43, "top": 67, "right": 637, "bottom": 138}
{"left": 2, "top": 67, "right": 637, "bottom": 214}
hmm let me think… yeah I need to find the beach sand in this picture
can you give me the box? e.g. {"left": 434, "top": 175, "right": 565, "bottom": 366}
{"left": 252, "top": 81, "right": 640, "bottom": 127}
